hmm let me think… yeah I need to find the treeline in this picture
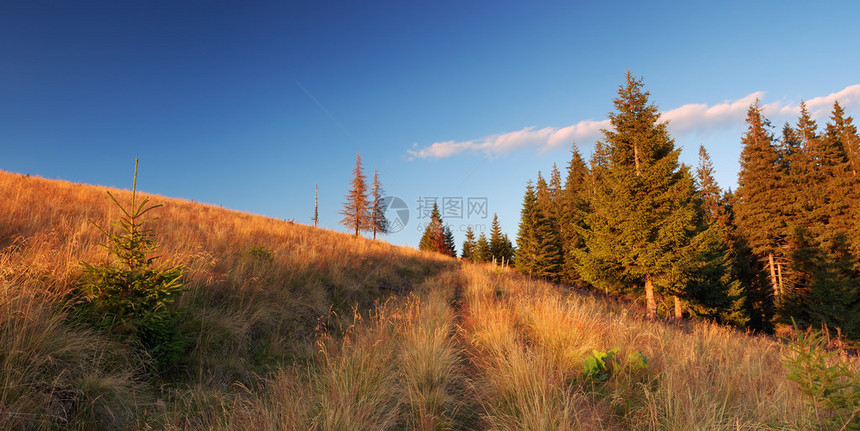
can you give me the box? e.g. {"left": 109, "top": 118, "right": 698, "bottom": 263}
{"left": 515, "top": 72, "right": 860, "bottom": 338}
{"left": 418, "top": 204, "right": 515, "bottom": 263}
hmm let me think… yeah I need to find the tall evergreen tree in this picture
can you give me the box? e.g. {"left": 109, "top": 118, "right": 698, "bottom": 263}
{"left": 734, "top": 101, "right": 787, "bottom": 312}
{"left": 561, "top": 144, "right": 590, "bottom": 285}
{"left": 462, "top": 225, "right": 477, "bottom": 261}
{"left": 819, "top": 102, "right": 860, "bottom": 243}
{"left": 370, "top": 169, "right": 389, "bottom": 240}
{"left": 516, "top": 182, "right": 539, "bottom": 276}
{"left": 794, "top": 102, "right": 825, "bottom": 236}
{"left": 822, "top": 102, "right": 860, "bottom": 255}
{"left": 340, "top": 153, "right": 371, "bottom": 236}
{"left": 574, "top": 72, "right": 699, "bottom": 319}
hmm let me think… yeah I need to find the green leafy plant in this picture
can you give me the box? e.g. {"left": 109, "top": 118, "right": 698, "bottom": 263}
{"left": 73, "top": 159, "right": 187, "bottom": 371}
{"left": 626, "top": 351, "right": 649, "bottom": 373}
{"left": 584, "top": 349, "right": 649, "bottom": 381}
{"left": 782, "top": 320, "right": 860, "bottom": 429}
{"left": 584, "top": 348, "right": 619, "bottom": 380}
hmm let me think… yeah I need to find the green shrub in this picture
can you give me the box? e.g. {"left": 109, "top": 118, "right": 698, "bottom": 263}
{"left": 72, "top": 159, "right": 187, "bottom": 371}
{"left": 248, "top": 245, "right": 274, "bottom": 262}
{"left": 783, "top": 321, "right": 860, "bottom": 429}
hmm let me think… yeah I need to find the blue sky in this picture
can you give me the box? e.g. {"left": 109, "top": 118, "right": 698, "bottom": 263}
{"left": 2, "top": 1, "right": 859, "bottom": 247}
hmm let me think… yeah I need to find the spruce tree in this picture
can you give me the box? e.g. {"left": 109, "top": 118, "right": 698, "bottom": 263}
{"left": 561, "top": 145, "right": 590, "bottom": 285}
{"left": 75, "top": 159, "right": 186, "bottom": 370}
{"left": 794, "top": 102, "right": 826, "bottom": 236}
{"left": 370, "top": 169, "right": 389, "bottom": 240}
{"left": 784, "top": 102, "right": 860, "bottom": 335}
{"left": 488, "top": 214, "right": 514, "bottom": 265}
{"left": 735, "top": 101, "right": 787, "bottom": 312}
{"left": 419, "top": 203, "right": 455, "bottom": 257}
{"left": 516, "top": 182, "right": 539, "bottom": 276}
{"left": 824, "top": 102, "right": 860, "bottom": 256}
{"left": 691, "top": 146, "right": 749, "bottom": 327}
{"left": 444, "top": 225, "right": 457, "bottom": 257}
{"left": 574, "top": 72, "right": 699, "bottom": 319}
{"left": 475, "top": 232, "right": 492, "bottom": 263}
{"left": 530, "top": 172, "right": 563, "bottom": 279}
{"left": 340, "top": 153, "right": 371, "bottom": 236}
{"left": 462, "top": 225, "right": 477, "bottom": 261}
{"left": 791, "top": 230, "right": 860, "bottom": 338}
{"left": 419, "top": 203, "right": 442, "bottom": 251}
{"left": 548, "top": 163, "right": 563, "bottom": 222}
{"left": 535, "top": 171, "right": 552, "bottom": 219}
{"left": 819, "top": 102, "right": 860, "bottom": 246}
{"left": 517, "top": 181, "right": 563, "bottom": 282}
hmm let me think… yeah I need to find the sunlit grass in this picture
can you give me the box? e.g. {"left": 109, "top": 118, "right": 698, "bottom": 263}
{"left": 0, "top": 170, "right": 850, "bottom": 429}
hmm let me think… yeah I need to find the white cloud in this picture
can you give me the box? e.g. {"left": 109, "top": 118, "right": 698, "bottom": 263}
{"left": 764, "top": 84, "right": 860, "bottom": 120}
{"left": 407, "top": 84, "right": 860, "bottom": 160}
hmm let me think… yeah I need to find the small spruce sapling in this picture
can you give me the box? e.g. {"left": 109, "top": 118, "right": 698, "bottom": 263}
{"left": 73, "top": 159, "right": 186, "bottom": 371}
{"left": 782, "top": 320, "right": 860, "bottom": 429}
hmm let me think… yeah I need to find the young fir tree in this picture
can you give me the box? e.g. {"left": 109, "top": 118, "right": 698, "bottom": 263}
{"left": 475, "top": 232, "right": 492, "bottom": 263}
{"left": 340, "top": 153, "right": 371, "bottom": 236}
{"left": 488, "top": 214, "right": 514, "bottom": 265}
{"left": 419, "top": 203, "right": 455, "bottom": 257}
{"left": 574, "top": 72, "right": 699, "bottom": 319}
{"left": 462, "top": 225, "right": 477, "bottom": 261}
{"left": 561, "top": 144, "right": 590, "bottom": 285}
{"left": 734, "top": 101, "right": 788, "bottom": 320}
{"left": 75, "top": 159, "right": 186, "bottom": 370}
{"left": 370, "top": 169, "right": 389, "bottom": 240}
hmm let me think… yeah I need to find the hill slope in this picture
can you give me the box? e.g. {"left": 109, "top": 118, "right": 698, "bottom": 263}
{"left": 0, "top": 170, "right": 848, "bottom": 430}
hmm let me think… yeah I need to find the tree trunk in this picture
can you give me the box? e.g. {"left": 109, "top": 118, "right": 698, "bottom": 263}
{"left": 673, "top": 295, "right": 682, "bottom": 319}
{"left": 768, "top": 252, "right": 779, "bottom": 298}
{"left": 776, "top": 261, "right": 784, "bottom": 296}
{"left": 634, "top": 145, "right": 642, "bottom": 176}
{"left": 645, "top": 275, "right": 656, "bottom": 320}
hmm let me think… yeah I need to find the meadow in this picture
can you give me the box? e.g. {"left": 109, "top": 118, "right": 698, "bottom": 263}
{"left": 0, "top": 170, "right": 854, "bottom": 430}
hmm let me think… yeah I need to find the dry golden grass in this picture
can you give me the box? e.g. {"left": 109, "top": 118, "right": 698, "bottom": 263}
{"left": 0, "top": 170, "right": 453, "bottom": 429}
{"left": 1, "top": 169, "right": 851, "bottom": 429}
{"left": 457, "top": 264, "right": 817, "bottom": 430}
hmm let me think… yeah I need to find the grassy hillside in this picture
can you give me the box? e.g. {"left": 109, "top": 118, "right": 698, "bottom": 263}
{"left": 0, "top": 170, "right": 855, "bottom": 430}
